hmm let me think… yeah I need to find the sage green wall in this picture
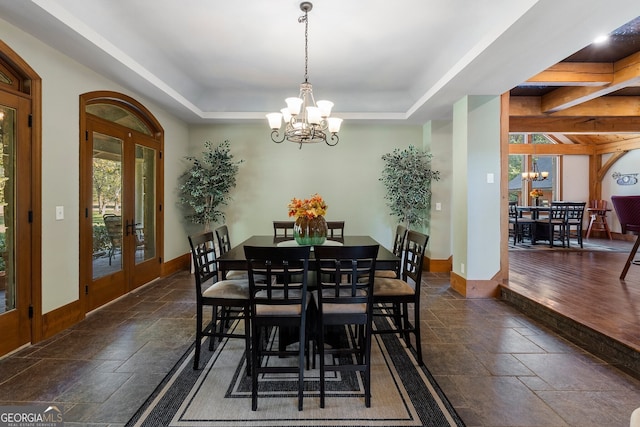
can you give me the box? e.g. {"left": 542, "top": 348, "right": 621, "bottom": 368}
{"left": 424, "top": 120, "right": 453, "bottom": 260}
{"left": 184, "top": 123, "right": 424, "bottom": 251}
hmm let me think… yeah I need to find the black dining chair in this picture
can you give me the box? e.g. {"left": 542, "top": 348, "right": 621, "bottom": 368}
{"left": 564, "top": 202, "right": 586, "bottom": 248}
{"left": 326, "top": 220, "right": 345, "bottom": 242}
{"left": 244, "top": 245, "right": 312, "bottom": 411}
{"left": 375, "top": 224, "right": 406, "bottom": 279}
{"left": 313, "top": 244, "right": 378, "bottom": 408}
{"left": 371, "top": 230, "right": 428, "bottom": 366}
{"left": 509, "top": 201, "right": 535, "bottom": 245}
{"left": 215, "top": 224, "right": 249, "bottom": 280}
{"left": 534, "top": 202, "right": 568, "bottom": 247}
{"left": 188, "top": 231, "right": 251, "bottom": 371}
{"left": 273, "top": 220, "right": 295, "bottom": 243}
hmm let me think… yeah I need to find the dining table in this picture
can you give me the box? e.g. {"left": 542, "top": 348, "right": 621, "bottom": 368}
{"left": 217, "top": 235, "right": 400, "bottom": 278}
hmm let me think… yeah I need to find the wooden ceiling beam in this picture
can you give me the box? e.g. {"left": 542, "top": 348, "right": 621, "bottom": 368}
{"left": 526, "top": 62, "right": 613, "bottom": 86}
{"left": 508, "top": 143, "right": 592, "bottom": 155}
{"left": 510, "top": 116, "right": 640, "bottom": 133}
{"left": 510, "top": 96, "right": 640, "bottom": 116}
{"left": 540, "top": 52, "right": 640, "bottom": 113}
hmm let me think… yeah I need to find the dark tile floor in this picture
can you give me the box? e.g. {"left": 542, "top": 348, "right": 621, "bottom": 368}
{"left": 0, "top": 270, "right": 639, "bottom": 426}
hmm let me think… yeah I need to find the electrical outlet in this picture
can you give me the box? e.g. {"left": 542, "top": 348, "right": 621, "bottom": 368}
{"left": 461, "top": 263, "right": 465, "bottom": 274}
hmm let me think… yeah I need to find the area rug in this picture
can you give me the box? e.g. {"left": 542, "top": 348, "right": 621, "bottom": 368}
{"left": 126, "top": 316, "right": 465, "bottom": 427}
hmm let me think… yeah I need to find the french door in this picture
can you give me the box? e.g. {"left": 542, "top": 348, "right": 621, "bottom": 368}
{"left": 0, "top": 91, "right": 33, "bottom": 354}
{"left": 82, "top": 115, "right": 160, "bottom": 312}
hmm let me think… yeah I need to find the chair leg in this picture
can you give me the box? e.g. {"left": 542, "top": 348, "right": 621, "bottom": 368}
{"left": 621, "top": 234, "right": 640, "bottom": 280}
{"left": 251, "top": 322, "right": 260, "bottom": 411}
{"left": 364, "top": 321, "right": 372, "bottom": 408}
{"left": 414, "top": 304, "right": 423, "bottom": 366}
{"left": 244, "top": 306, "right": 251, "bottom": 377}
{"left": 209, "top": 305, "right": 218, "bottom": 351}
{"left": 297, "top": 317, "right": 306, "bottom": 411}
{"left": 318, "top": 320, "right": 326, "bottom": 408}
{"left": 194, "top": 305, "right": 203, "bottom": 370}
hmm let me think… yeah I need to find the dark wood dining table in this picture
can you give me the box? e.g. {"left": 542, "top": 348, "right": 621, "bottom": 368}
{"left": 217, "top": 235, "right": 400, "bottom": 276}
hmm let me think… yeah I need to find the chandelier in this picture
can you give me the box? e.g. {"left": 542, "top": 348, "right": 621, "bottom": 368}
{"left": 521, "top": 158, "right": 549, "bottom": 181}
{"left": 266, "top": 2, "right": 342, "bottom": 149}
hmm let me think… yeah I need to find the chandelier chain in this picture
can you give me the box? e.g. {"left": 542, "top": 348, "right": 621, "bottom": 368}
{"left": 299, "top": 10, "right": 309, "bottom": 83}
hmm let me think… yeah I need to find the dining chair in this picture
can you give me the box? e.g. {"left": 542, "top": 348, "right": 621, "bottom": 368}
{"left": 611, "top": 195, "right": 640, "bottom": 279}
{"left": 214, "top": 224, "right": 248, "bottom": 280}
{"left": 273, "top": 220, "right": 295, "bottom": 243}
{"left": 244, "top": 245, "right": 312, "bottom": 411}
{"left": 534, "top": 202, "right": 568, "bottom": 247}
{"left": 188, "top": 231, "right": 251, "bottom": 371}
{"left": 564, "top": 202, "right": 586, "bottom": 248}
{"left": 326, "top": 220, "right": 345, "bottom": 242}
{"left": 508, "top": 201, "right": 535, "bottom": 245}
{"left": 372, "top": 230, "right": 428, "bottom": 366}
{"left": 375, "top": 224, "right": 406, "bottom": 278}
{"left": 313, "top": 244, "right": 378, "bottom": 408}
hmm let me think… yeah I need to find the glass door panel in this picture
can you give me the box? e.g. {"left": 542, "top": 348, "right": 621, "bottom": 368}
{"left": 134, "top": 144, "right": 155, "bottom": 264}
{"left": 0, "top": 106, "right": 15, "bottom": 314}
{"left": 92, "top": 133, "right": 123, "bottom": 280}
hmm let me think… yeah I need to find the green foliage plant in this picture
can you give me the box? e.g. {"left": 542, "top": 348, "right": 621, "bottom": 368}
{"left": 179, "top": 140, "right": 243, "bottom": 230}
{"left": 380, "top": 145, "right": 440, "bottom": 230}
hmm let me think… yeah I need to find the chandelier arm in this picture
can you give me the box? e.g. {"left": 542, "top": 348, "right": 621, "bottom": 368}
{"left": 270, "top": 130, "right": 285, "bottom": 143}
{"left": 326, "top": 133, "right": 339, "bottom": 146}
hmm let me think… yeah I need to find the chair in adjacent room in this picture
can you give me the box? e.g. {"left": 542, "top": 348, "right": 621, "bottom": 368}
{"left": 103, "top": 214, "right": 122, "bottom": 265}
{"left": 244, "top": 245, "right": 312, "bottom": 411}
{"left": 534, "top": 202, "right": 568, "bottom": 247}
{"left": 326, "top": 220, "right": 345, "bottom": 242}
{"left": 375, "top": 224, "right": 406, "bottom": 278}
{"left": 586, "top": 199, "right": 612, "bottom": 239}
{"left": 611, "top": 195, "right": 640, "bottom": 279}
{"left": 214, "top": 224, "right": 248, "bottom": 280}
{"left": 564, "top": 201, "right": 586, "bottom": 248}
{"left": 188, "top": 231, "right": 251, "bottom": 371}
{"left": 371, "top": 230, "right": 428, "bottom": 366}
{"left": 508, "top": 201, "right": 535, "bottom": 245}
{"left": 273, "top": 220, "right": 295, "bottom": 243}
{"left": 313, "top": 244, "right": 378, "bottom": 408}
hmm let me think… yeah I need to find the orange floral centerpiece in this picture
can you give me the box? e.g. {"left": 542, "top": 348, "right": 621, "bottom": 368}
{"left": 530, "top": 188, "right": 544, "bottom": 206}
{"left": 288, "top": 193, "right": 328, "bottom": 245}
{"left": 530, "top": 189, "right": 544, "bottom": 199}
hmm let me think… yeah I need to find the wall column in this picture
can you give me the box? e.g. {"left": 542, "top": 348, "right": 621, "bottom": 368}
{"left": 450, "top": 95, "right": 502, "bottom": 297}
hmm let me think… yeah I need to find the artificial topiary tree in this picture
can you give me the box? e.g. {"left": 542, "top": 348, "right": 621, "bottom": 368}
{"left": 380, "top": 145, "right": 440, "bottom": 230}
{"left": 178, "top": 140, "right": 243, "bottom": 230}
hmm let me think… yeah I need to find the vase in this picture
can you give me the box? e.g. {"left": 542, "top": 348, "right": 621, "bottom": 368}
{"left": 294, "top": 215, "right": 328, "bottom": 245}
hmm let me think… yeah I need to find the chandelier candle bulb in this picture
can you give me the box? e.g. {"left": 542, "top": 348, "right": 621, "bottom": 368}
{"left": 266, "top": 113, "right": 282, "bottom": 130}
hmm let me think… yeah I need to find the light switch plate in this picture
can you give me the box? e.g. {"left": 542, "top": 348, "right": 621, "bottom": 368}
{"left": 55, "top": 205, "right": 64, "bottom": 220}
{"left": 487, "top": 173, "right": 494, "bottom": 183}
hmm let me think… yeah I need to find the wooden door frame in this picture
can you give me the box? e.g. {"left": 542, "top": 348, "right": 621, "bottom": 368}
{"left": 0, "top": 40, "right": 42, "bottom": 347}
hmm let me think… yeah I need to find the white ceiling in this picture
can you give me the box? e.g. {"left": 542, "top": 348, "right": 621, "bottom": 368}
{"left": 1, "top": 0, "right": 638, "bottom": 124}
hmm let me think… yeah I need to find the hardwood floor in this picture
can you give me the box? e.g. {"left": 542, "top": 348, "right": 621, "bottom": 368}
{"left": 505, "top": 236, "right": 640, "bottom": 376}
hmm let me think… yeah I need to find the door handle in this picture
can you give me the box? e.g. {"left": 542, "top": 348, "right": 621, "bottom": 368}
{"left": 125, "top": 219, "right": 136, "bottom": 236}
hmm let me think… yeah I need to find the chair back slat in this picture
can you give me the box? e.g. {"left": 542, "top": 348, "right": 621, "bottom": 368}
{"left": 244, "top": 245, "right": 311, "bottom": 308}
{"left": 188, "top": 231, "right": 219, "bottom": 298}
{"left": 401, "top": 231, "right": 429, "bottom": 288}
{"left": 214, "top": 225, "right": 232, "bottom": 256}
{"left": 314, "top": 245, "right": 378, "bottom": 307}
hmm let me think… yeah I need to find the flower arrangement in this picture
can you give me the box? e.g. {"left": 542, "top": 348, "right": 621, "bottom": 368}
{"left": 530, "top": 188, "right": 544, "bottom": 198}
{"left": 288, "top": 193, "right": 327, "bottom": 219}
